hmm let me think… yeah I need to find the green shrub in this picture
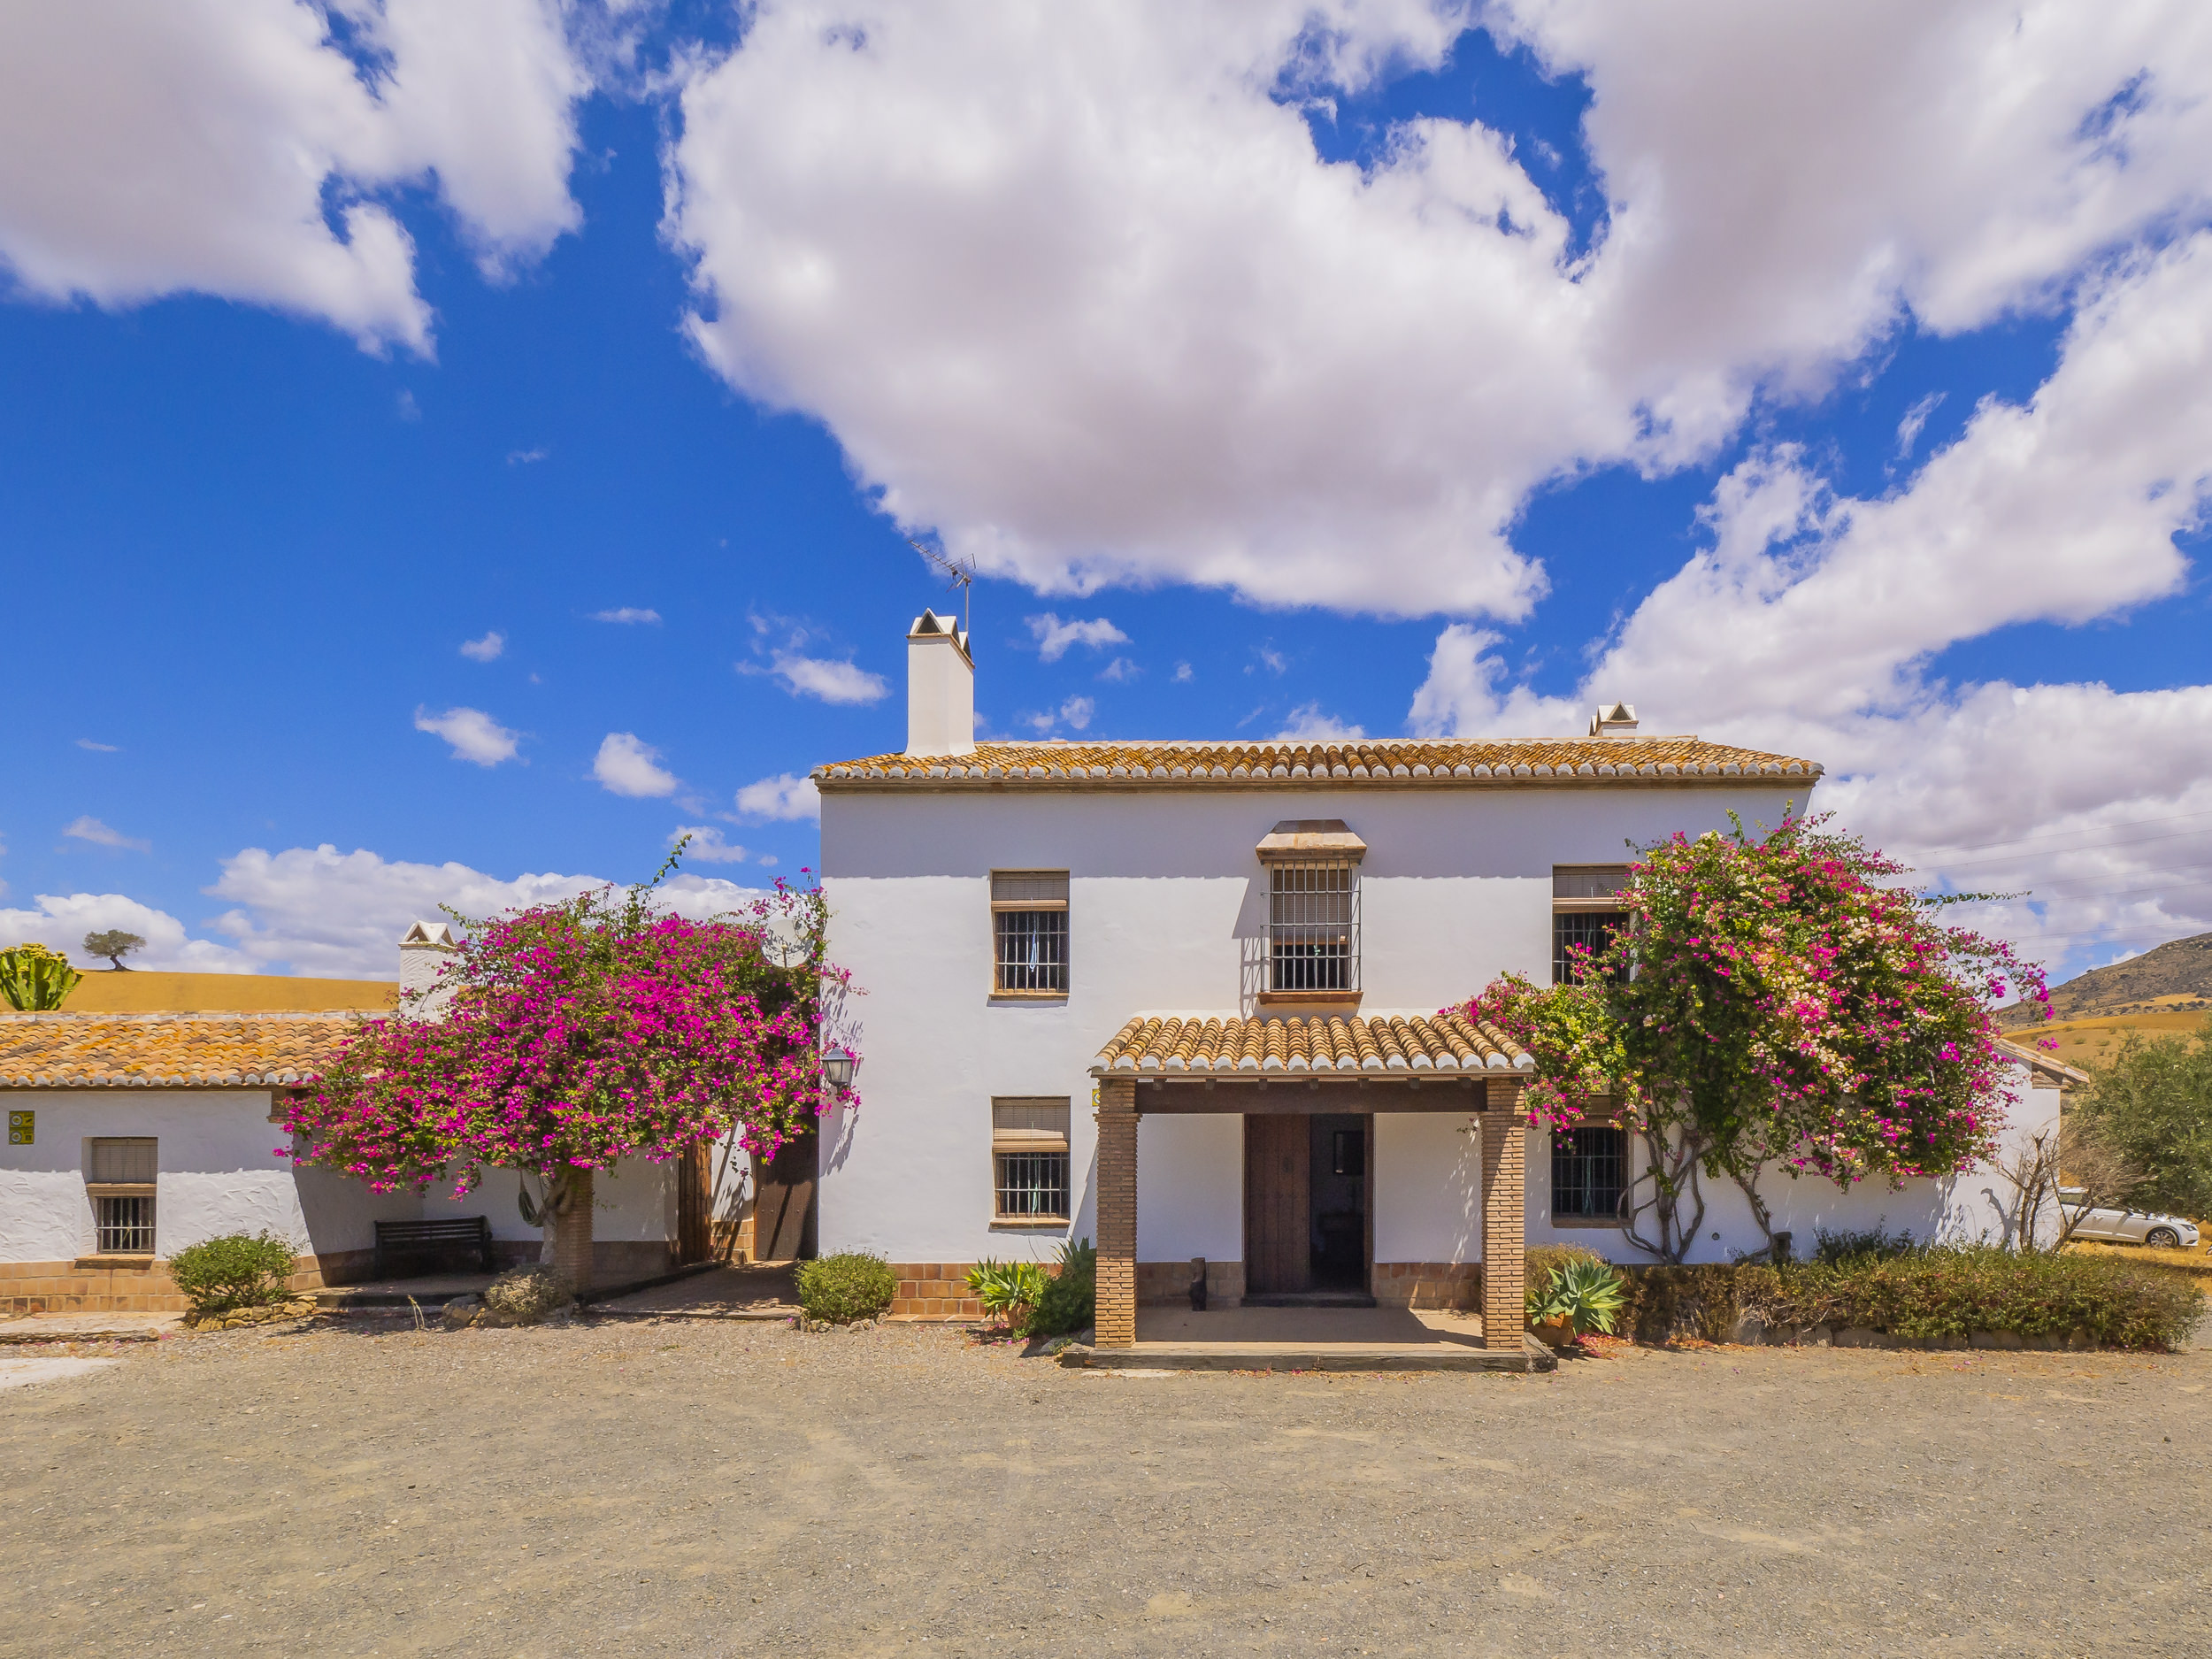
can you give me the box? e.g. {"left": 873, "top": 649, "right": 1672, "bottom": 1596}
{"left": 480, "top": 1263, "right": 575, "bottom": 1324}
{"left": 166, "top": 1232, "right": 298, "bottom": 1315}
{"left": 1030, "top": 1238, "right": 1096, "bottom": 1338}
{"left": 966, "top": 1258, "right": 1051, "bottom": 1332}
{"left": 1809, "top": 1225, "right": 1919, "bottom": 1264}
{"left": 1528, "top": 1257, "right": 1627, "bottom": 1335}
{"left": 1616, "top": 1247, "right": 2203, "bottom": 1350}
{"left": 795, "top": 1252, "right": 897, "bottom": 1325}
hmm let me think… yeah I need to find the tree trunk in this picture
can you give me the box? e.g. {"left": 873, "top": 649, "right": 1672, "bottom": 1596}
{"left": 549, "top": 1167, "right": 595, "bottom": 1294}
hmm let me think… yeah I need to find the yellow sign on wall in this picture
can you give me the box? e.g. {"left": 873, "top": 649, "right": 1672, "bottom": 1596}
{"left": 6, "top": 1110, "right": 31, "bottom": 1145}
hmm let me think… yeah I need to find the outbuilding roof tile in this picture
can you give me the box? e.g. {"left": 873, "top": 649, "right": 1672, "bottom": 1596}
{"left": 0, "top": 1012, "right": 358, "bottom": 1088}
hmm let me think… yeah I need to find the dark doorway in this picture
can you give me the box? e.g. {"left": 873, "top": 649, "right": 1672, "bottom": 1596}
{"left": 1244, "top": 1112, "right": 1373, "bottom": 1304}
{"left": 1309, "top": 1114, "right": 1369, "bottom": 1291}
{"left": 751, "top": 1130, "right": 818, "bottom": 1262}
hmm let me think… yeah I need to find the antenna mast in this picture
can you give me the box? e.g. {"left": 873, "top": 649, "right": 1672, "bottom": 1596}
{"left": 907, "top": 537, "right": 973, "bottom": 637}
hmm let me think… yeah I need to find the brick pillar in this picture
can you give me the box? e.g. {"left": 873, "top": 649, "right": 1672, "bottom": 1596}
{"left": 1479, "top": 1079, "right": 1528, "bottom": 1349}
{"left": 1094, "top": 1079, "right": 1140, "bottom": 1348}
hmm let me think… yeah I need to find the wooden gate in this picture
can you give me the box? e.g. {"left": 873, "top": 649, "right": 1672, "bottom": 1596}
{"left": 751, "top": 1130, "right": 818, "bottom": 1262}
{"left": 1243, "top": 1115, "right": 1310, "bottom": 1295}
{"left": 676, "top": 1144, "right": 712, "bottom": 1263}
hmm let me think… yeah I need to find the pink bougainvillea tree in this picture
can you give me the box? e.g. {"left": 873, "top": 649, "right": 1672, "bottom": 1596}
{"left": 1453, "top": 813, "right": 2048, "bottom": 1263}
{"left": 281, "top": 851, "right": 850, "bottom": 1289}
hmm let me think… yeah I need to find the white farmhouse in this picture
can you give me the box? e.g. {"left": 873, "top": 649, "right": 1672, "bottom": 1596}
{"left": 811, "top": 612, "right": 2065, "bottom": 1348}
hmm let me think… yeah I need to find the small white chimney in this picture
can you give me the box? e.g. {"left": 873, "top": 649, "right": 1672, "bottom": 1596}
{"left": 906, "top": 608, "right": 975, "bottom": 757}
{"left": 1588, "top": 701, "right": 1639, "bottom": 738}
{"left": 398, "top": 919, "right": 459, "bottom": 1012}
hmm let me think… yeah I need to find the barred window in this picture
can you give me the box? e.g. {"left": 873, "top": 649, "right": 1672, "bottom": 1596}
{"left": 1269, "top": 860, "right": 1358, "bottom": 993}
{"left": 992, "top": 871, "right": 1068, "bottom": 994}
{"left": 1553, "top": 864, "right": 1630, "bottom": 985}
{"left": 1552, "top": 1126, "right": 1626, "bottom": 1221}
{"left": 992, "top": 1099, "right": 1071, "bottom": 1221}
{"left": 88, "top": 1137, "right": 157, "bottom": 1255}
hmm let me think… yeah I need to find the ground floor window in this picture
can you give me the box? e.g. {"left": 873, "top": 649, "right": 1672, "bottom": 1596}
{"left": 1552, "top": 1125, "right": 1625, "bottom": 1221}
{"left": 992, "top": 1098, "right": 1071, "bottom": 1221}
{"left": 87, "top": 1136, "right": 158, "bottom": 1253}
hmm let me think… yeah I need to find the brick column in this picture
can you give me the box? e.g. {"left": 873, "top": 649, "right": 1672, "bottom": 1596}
{"left": 1094, "top": 1079, "right": 1140, "bottom": 1348}
{"left": 1479, "top": 1079, "right": 1528, "bottom": 1349}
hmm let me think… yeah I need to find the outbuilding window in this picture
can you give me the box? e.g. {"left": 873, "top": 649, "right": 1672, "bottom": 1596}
{"left": 992, "top": 871, "right": 1069, "bottom": 995}
{"left": 87, "top": 1136, "right": 157, "bottom": 1254}
{"left": 1553, "top": 865, "right": 1630, "bottom": 984}
{"left": 992, "top": 1099, "right": 1071, "bottom": 1223}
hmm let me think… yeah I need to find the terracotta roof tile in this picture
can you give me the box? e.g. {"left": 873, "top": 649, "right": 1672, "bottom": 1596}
{"left": 1093, "top": 1012, "right": 1531, "bottom": 1075}
{"left": 0, "top": 1012, "right": 358, "bottom": 1088}
{"left": 816, "top": 736, "right": 1819, "bottom": 790}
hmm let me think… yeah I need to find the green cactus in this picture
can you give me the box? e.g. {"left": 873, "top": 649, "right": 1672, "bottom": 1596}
{"left": 0, "top": 943, "right": 82, "bottom": 1011}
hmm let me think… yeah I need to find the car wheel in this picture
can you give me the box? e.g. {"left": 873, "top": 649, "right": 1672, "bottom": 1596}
{"left": 2146, "top": 1227, "right": 2180, "bottom": 1248}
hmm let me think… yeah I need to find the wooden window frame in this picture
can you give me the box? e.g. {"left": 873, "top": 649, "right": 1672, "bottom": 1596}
{"left": 991, "top": 870, "right": 1070, "bottom": 1000}
{"left": 991, "top": 1097, "right": 1072, "bottom": 1226}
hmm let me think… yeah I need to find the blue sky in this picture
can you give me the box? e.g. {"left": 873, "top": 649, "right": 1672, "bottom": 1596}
{"left": 2, "top": 3, "right": 2208, "bottom": 980}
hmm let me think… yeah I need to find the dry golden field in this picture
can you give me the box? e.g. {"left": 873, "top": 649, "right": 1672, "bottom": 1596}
{"left": 2014, "top": 1002, "right": 2210, "bottom": 1069}
{"left": 55, "top": 971, "right": 396, "bottom": 1013}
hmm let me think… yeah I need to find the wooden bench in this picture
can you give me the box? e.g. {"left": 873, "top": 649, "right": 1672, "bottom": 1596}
{"left": 373, "top": 1216, "right": 495, "bottom": 1279}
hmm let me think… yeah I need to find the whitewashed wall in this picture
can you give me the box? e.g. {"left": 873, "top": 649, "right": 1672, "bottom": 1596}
{"left": 1373, "top": 1112, "right": 1483, "bottom": 1263}
{"left": 819, "top": 781, "right": 1801, "bottom": 1263}
{"left": 1135, "top": 1114, "right": 1242, "bottom": 1264}
{"left": 0, "top": 1089, "right": 415, "bottom": 1262}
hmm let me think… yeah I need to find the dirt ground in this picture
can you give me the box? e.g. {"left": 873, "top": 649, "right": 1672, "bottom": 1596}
{"left": 2, "top": 1314, "right": 2207, "bottom": 1658}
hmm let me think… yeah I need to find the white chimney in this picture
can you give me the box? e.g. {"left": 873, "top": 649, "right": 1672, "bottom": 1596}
{"left": 398, "top": 920, "right": 459, "bottom": 1013}
{"left": 906, "top": 608, "right": 975, "bottom": 757}
{"left": 1588, "top": 701, "right": 1639, "bottom": 738}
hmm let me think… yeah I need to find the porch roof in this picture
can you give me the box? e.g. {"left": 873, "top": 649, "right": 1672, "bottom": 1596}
{"left": 1092, "top": 1011, "right": 1532, "bottom": 1078}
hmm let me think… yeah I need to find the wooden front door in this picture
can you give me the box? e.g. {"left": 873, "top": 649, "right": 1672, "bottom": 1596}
{"left": 677, "top": 1144, "right": 712, "bottom": 1263}
{"left": 751, "top": 1131, "right": 818, "bottom": 1262}
{"left": 1244, "top": 1115, "right": 1310, "bottom": 1295}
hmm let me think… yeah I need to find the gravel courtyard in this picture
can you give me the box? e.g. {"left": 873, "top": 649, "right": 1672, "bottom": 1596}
{"left": 1, "top": 1315, "right": 2205, "bottom": 1658}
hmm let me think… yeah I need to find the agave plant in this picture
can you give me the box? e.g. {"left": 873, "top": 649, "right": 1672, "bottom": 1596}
{"left": 966, "top": 1258, "right": 1052, "bottom": 1332}
{"left": 0, "top": 943, "right": 82, "bottom": 1011}
{"left": 1526, "top": 1257, "right": 1628, "bottom": 1336}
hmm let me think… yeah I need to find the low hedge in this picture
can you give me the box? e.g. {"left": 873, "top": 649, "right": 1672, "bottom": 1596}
{"left": 795, "top": 1252, "right": 898, "bottom": 1325}
{"left": 1609, "top": 1247, "right": 2203, "bottom": 1351}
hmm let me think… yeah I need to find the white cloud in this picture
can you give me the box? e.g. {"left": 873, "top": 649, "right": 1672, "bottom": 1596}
{"left": 0, "top": 890, "right": 250, "bottom": 973}
{"left": 664, "top": 1, "right": 2212, "bottom": 619}
{"left": 1406, "top": 234, "right": 2212, "bottom": 974}
{"left": 593, "top": 732, "right": 679, "bottom": 797}
{"left": 62, "top": 817, "right": 150, "bottom": 853}
{"left": 459, "top": 629, "right": 505, "bottom": 661}
{"left": 763, "top": 653, "right": 890, "bottom": 706}
{"left": 1098, "top": 657, "right": 1139, "bottom": 683}
{"left": 672, "top": 826, "right": 749, "bottom": 863}
{"left": 590, "top": 607, "right": 663, "bottom": 625}
{"left": 1172, "top": 662, "right": 1194, "bottom": 684}
{"left": 1895, "top": 392, "right": 1944, "bottom": 460}
{"left": 507, "top": 446, "right": 548, "bottom": 465}
{"left": 0, "top": 0, "right": 590, "bottom": 354}
{"left": 414, "top": 704, "right": 521, "bottom": 766}
{"left": 1027, "top": 612, "right": 1130, "bottom": 662}
{"left": 734, "top": 772, "right": 822, "bottom": 822}
{"left": 1274, "top": 703, "right": 1367, "bottom": 742}
{"left": 1025, "top": 695, "right": 1095, "bottom": 734}
{"left": 75, "top": 738, "right": 119, "bottom": 752}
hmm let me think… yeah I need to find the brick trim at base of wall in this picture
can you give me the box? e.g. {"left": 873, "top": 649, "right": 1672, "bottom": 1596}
{"left": 1137, "top": 1260, "right": 1247, "bottom": 1306}
{"left": 891, "top": 1264, "right": 983, "bottom": 1318}
{"left": 4, "top": 1250, "right": 357, "bottom": 1317}
{"left": 1372, "top": 1262, "right": 1480, "bottom": 1310}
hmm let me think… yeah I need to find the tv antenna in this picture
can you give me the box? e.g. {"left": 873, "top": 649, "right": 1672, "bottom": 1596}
{"left": 908, "top": 538, "right": 973, "bottom": 636}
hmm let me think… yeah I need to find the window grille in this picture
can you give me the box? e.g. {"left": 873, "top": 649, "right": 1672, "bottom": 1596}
{"left": 1552, "top": 910, "right": 1624, "bottom": 984}
{"left": 992, "top": 871, "right": 1069, "bottom": 994}
{"left": 1552, "top": 1126, "right": 1626, "bottom": 1220}
{"left": 96, "top": 1194, "right": 157, "bottom": 1254}
{"left": 1552, "top": 865, "right": 1630, "bottom": 985}
{"left": 992, "top": 1098, "right": 1071, "bottom": 1220}
{"left": 1269, "top": 860, "right": 1358, "bottom": 992}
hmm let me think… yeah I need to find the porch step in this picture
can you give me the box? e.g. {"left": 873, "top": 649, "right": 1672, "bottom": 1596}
{"left": 1063, "top": 1335, "right": 1557, "bottom": 1374}
{"left": 1240, "top": 1292, "right": 1377, "bottom": 1309}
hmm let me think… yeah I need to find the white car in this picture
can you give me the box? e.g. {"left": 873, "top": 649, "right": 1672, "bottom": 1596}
{"left": 2058, "top": 1190, "right": 2201, "bottom": 1249}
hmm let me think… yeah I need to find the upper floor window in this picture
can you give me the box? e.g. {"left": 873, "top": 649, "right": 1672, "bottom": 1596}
{"left": 1553, "top": 864, "right": 1629, "bottom": 985}
{"left": 87, "top": 1136, "right": 157, "bottom": 1255}
{"left": 993, "top": 871, "right": 1068, "bottom": 995}
{"left": 1258, "top": 820, "right": 1365, "bottom": 999}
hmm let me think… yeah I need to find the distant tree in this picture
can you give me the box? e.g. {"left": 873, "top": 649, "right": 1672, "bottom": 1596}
{"left": 2071, "top": 1018, "right": 2212, "bottom": 1221}
{"left": 83, "top": 930, "right": 146, "bottom": 971}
